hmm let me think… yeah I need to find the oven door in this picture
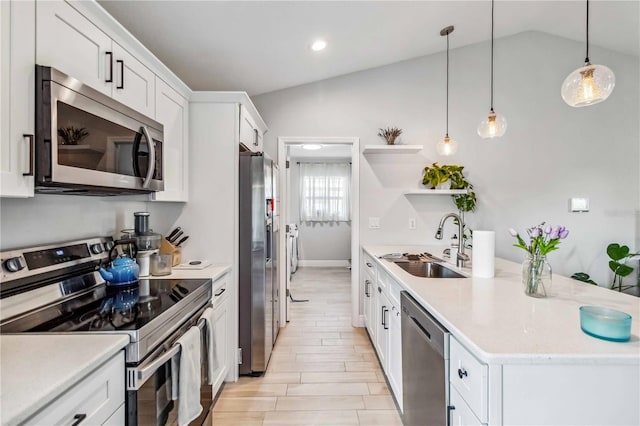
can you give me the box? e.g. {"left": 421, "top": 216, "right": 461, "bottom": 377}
{"left": 126, "top": 306, "right": 213, "bottom": 426}
{"left": 36, "top": 66, "right": 164, "bottom": 194}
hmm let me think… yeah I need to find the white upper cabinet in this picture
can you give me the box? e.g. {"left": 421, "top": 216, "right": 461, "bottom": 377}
{"left": 111, "top": 42, "right": 155, "bottom": 118}
{"left": 36, "top": 0, "right": 112, "bottom": 97}
{"left": 151, "top": 77, "right": 188, "bottom": 202}
{"left": 36, "top": 1, "right": 156, "bottom": 119}
{"left": 1, "top": 0, "right": 35, "bottom": 198}
{"left": 239, "top": 104, "right": 264, "bottom": 152}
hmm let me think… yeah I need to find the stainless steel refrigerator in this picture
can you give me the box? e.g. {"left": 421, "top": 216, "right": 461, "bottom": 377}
{"left": 239, "top": 151, "right": 279, "bottom": 375}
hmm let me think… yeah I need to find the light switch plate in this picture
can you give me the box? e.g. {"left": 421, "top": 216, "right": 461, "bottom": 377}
{"left": 570, "top": 198, "right": 590, "bottom": 212}
{"left": 408, "top": 218, "right": 416, "bottom": 229}
{"left": 369, "top": 217, "right": 380, "bottom": 229}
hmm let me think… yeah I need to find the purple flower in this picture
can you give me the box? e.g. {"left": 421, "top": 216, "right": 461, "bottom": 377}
{"left": 550, "top": 226, "right": 560, "bottom": 239}
{"left": 559, "top": 229, "right": 569, "bottom": 239}
{"left": 544, "top": 226, "right": 552, "bottom": 235}
{"left": 531, "top": 228, "right": 541, "bottom": 238}
{"left": 509, "top": 228, "right": 518, "bottom": 237}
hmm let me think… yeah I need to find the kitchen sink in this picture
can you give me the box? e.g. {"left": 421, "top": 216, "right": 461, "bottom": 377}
{"left": 392, "top": 260, "right": 466, "bottom": 279}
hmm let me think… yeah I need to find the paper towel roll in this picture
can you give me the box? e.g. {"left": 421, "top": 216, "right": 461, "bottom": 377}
{"left": 472, "top": 230, "right": 495, "bottom": 278}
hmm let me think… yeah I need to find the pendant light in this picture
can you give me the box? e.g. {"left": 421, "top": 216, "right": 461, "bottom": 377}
{"left": 561, "top": 0, "right": 615, "bottom": 107}
{"left": 477, "top": 0, "right": 507, "bottom": 139}
{"left": 436, "top": 26, "right": 458, "bottom": 156}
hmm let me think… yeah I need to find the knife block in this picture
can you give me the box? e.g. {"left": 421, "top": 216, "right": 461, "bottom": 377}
{"left": 160, "top": 238, "right": 181, "bottom": 267}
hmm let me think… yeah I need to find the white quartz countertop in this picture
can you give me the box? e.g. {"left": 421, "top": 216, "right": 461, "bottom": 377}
{"left": 150, "top": 264, "right": 231, "bottom": 281}
{"left": 0, "top": 334, "right": 129, "bottom": 425}
{"left": 364, "top": 245, "right": 640, "bottom": 364}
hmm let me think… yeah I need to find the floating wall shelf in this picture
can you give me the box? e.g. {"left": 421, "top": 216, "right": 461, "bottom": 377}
{"left": 404, "top": 189, "right": 467, "bottom": 195}
{"left": 363, "top": 145, "right": 423, "bottom": 154}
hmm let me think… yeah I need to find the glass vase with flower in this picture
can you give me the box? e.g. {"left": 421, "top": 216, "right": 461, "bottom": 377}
{"left": 509, "top": 223, "right": 569, "bottom": 298}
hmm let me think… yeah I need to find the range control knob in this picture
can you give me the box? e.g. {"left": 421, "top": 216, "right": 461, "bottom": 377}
{"left": 103, "top": 241, "right": 114, "bottom": 252}
{"left": 90, "top": 243, "right": 104, "bottom": 255}
{"left": 4, "top": 257, "right": 26, "bottom": 273}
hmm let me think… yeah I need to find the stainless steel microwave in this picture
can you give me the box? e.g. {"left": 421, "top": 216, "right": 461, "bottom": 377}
{"left": 35, "top": 66, "right": 164, "bottom": 195}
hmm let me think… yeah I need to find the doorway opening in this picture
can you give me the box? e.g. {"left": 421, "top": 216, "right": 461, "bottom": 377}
{"left": 277, "top": 137, "right": 360, "bottom": 328}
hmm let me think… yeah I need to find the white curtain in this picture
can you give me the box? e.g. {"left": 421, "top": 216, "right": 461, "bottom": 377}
{"left": 299, "top": 162, "right": 351, "bottom": 222}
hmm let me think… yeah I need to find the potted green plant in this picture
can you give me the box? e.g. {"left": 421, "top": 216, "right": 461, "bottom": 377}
{"left": 378, "top": 127, "right": 402, "bottom": 145}
{"left": 572, "top": 243, "right": 639, "bottom": 294}
{"left": 422, "top": 163, "right": 477, "bottom": 213}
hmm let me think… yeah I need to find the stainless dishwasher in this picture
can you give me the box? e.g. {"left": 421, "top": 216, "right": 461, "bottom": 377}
{"left": 401, "top": 291, "right": 450, "bottom": 425}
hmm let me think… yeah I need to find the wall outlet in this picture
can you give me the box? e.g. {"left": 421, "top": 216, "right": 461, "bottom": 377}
{"left": 570, "top": 198, "right": 590, "bottom": 212}
{"left": 408, "top": 218, "right": 416, "bottom": 230}
{"left": 369, "top": 217, "right": 380, "bottom": 229}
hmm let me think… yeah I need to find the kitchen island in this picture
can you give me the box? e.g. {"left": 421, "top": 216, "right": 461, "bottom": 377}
{"left": 363, "top": 245, "right": 640, "bottom": 425}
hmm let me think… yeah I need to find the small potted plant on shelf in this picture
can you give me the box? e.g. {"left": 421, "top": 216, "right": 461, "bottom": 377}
{"left": 378, "top": 127, "right": 402, "bottom": 145}
{"left": 422, "top": 163, "right": 476, "bottom": 212}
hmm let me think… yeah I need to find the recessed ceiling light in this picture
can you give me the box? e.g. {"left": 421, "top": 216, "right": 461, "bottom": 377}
{"left": 303, "top": 144, "right": 322, "bottom": 150}
{"left": 310, "top": 40, "right": 327, "bottom": 52}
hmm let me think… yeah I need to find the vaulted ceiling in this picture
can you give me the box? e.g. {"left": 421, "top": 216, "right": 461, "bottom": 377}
{"left": 99, "top": 1, "right": 640, "bottom": 96}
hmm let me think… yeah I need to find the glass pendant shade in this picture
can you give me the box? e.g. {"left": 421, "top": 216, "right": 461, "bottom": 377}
{"left": 477, "top": 112, "right": 507, "bottom": 138}
{"left": 436, "top": 136, "right": 458, "bottom": 156}
{"left": 561, "top": 63, "right": 615, "bottom": 107}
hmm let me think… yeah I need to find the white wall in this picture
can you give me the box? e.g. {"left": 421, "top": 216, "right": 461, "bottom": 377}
{"left": 254, "top": 31, "right": 640, "bottom": 286}
{"left": 0, "top": 194, "right": 150, "bottom": 249}
{"left": 288, "top": 157, "right": 351, "bottom": 262}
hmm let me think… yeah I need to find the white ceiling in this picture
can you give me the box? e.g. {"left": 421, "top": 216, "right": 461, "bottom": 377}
{"left": 98, "top": 1, "right": 640, "bottom": 96}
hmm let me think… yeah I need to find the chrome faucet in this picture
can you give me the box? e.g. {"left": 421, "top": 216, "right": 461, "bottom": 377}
{"left": 435, "top": 213, "right": 469, "bottom": 268}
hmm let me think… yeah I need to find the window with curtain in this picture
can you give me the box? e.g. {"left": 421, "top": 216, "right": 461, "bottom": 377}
{"left": 299, "top": 162, "right": 351, "bottom": 222}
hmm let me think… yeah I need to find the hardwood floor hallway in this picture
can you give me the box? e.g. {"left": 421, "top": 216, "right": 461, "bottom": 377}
{"left": 212, "top": 267, "right": 402, "bottom": 425}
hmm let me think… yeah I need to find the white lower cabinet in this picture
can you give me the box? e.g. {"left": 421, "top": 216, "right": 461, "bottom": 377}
{"left": 449, "top": 387, "right": 484, "bottom": 426}
{"left": 449, "top": 337, "right": 488, "bottom": 423}
{"left": 363, "top": 274, "right": 374, "bottom": 337}
{"left": 374, "top": 286, "right": 390, "bottom": 367}
{"left": 25, "top": 352, "right": 125, "bottom": 425}
{"left": 387, "top": 300, "right": 402, "bottom": 411}
{"left": 211, "top": 273, "right": 231, "bottom": 395}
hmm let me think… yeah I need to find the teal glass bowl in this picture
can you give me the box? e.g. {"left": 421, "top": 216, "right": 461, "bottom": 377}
{"left": 580, "top": 306, "right": 632, "bottom": 342}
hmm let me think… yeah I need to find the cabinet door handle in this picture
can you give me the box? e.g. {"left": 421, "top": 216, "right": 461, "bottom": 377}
{"left": 447, "top": 405, "right": 455, "bottom": 425}
{"left": 116, "top": 60, "right": 124, "bottom": 89}
{"left": 457, "top": 368, "right": 468, "bottom": 379}
{"left": 366, "top": 262, "right": 373, "bottom": 267}
{"left": 71, "top": 414, "right": 87, "bottom": 426}
{"left": 105, "top": 51, "right": 113, "bottom": 82}
{"left": 22, "top": 134, "right": 34, "bottom": 176}
{"left": 364, "top": 280, "right": 371, "bottom": 297}
{"left": 253, "top": 128, "right": 259, "bottom": 146}
{"left": 215, "top": 288, "right": 226, "bottom": 297}
{"left": 382, "top": 307, "right": 389, "bottom": 329}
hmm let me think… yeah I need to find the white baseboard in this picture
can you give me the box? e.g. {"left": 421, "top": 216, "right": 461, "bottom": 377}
{"left": 298, "top": 260, "right": 350, "bottom": 268}
{"left": 354, "top": 314, "right": 365, "bottom": 328}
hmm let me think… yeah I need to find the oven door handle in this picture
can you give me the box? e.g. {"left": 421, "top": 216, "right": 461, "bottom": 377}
{"left": 128, "top": 317, "right": 206, "bottom": 390}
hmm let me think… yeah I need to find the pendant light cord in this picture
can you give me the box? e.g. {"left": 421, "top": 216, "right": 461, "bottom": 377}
{"left": 585, "top": 0, "right": 590, "bottom": 64}
{"left": 446, "top": 32, "right": 449, "bottom": 137}
{"left": 490, "top": 0, "right": 495, "bottom": 112}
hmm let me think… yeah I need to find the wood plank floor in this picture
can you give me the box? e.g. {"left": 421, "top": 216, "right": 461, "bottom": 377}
{"left": 212, "top": 267, "right": 402, "bottom": 425}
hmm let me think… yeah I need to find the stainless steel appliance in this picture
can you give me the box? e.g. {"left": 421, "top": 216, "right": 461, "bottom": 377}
{"left": 35, "top": 66, "right": 164, "bottom": 195}
{"left": 0, "top": 237, "right": 212, "bottom": 425}
{"left": 238, "top": 152, "right": 279, "bottom": 375}
{"left": 401, "top": 291, "right": 450, "bottom": 425}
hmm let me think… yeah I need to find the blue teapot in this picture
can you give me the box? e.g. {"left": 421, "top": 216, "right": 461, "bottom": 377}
{"left": 99, "top": 239, "right": 139, "bottom": 286}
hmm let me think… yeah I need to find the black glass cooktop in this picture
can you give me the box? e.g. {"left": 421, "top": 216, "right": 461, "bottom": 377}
{"left": 0, "top": 278, "right": 210, "bottom": 333}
